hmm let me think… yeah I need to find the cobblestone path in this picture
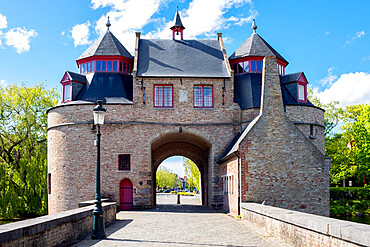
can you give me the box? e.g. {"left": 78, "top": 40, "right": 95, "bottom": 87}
{"left": 72, "top": 195, "right": 290, "bottom": 247}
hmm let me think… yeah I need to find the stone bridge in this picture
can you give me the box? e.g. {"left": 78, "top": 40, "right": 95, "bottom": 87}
{"left": 0, "top": 196, "right": 369, "bottom": 247}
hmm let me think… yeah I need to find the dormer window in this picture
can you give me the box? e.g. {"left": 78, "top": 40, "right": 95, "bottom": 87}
{"left": 297, "top": 82, "right": 307, "bottom": 102}
{"left": 62, "top": 83, "right": 71, "bottom": 102}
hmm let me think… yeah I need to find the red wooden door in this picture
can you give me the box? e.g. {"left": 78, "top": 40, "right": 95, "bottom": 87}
{"left": 120, "top": 179, "right": 133, "bottom": 210}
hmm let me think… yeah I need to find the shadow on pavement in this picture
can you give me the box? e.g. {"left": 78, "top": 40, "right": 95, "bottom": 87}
{"left": 150, "top": 204, "right": 224, "bottom": 213}
{"left": 105, "top": 238, "right": 258, "bottom": 247}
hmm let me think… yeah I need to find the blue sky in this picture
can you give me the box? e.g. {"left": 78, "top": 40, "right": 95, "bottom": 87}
{"left": 1, "top": 0, "right": 369, "bottom": 176}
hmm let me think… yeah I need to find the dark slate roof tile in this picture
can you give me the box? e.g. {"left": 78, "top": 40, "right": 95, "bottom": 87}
{"left": 67, "top": 71, "right": 88, "bottom": 84}
{"left": 280, "top": 72, "right": 302, "bottom": 84}
{"left": 78, "top": 31, "right": 133, "bottom": 60}
{"left": 137, "top": 39, "right": 230, "bottom": 77}
{"left": 234, "top": 72, "right": 314, "bottom": 109}
{"left": 172, "top": 11, "right": 184, "bottom": 28}
{"left": 75, "top": 72, "right": 133, "bottom": 104}
{"left": 229, "top": 33, "right": 288, "bottom": 64}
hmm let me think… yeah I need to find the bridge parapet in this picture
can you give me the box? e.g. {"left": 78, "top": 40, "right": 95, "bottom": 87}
{"left": 0, "top": 202, "right": 116, "bottom": 247}
{"left": 241, "top": 203, "right": 370, "bottom": 247}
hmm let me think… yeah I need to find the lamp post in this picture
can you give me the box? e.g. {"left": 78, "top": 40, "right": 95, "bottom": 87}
{"left": 92, "top": 100, "right": 107, "bottom": 239}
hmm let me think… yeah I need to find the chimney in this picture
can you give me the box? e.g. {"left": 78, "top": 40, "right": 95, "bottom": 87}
{"left": 260, "top": 56, "right": 284, "bottom": 118}
{"left": 133, "top": 32, "right": 141, "bottom": 77}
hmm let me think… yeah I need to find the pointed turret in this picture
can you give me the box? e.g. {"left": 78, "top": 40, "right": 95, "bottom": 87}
{"left": 76, "top": 17, "right": 133, "bottom": 75}
{"left": 229, "top": 19, "right": 288, "bottom": 75}
{"left": 170, "top": 6, "right": 185, "bottom": 40}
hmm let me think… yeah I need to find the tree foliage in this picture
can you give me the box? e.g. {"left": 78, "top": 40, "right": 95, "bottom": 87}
{"left": 183, "top": 158, "right": 200, "bottom": 190}
{"left": 308, "top": 89, "right": 370, "bottom": 186}
{"left": 0, "top": 84, "right": 59, "bottom": 218}
{"left": 156, "top": 166, "right": 178, "bottom": 189}
{"left": 307, "top": 88, "right": 342, "bottom": 136}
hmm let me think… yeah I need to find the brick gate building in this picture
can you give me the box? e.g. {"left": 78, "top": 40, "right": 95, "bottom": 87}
{"left": 47, "top": 12, "right": 330, "bottom": 216}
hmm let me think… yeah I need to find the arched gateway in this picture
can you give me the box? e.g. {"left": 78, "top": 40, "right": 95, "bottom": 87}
{"left": 151, "top": 132, "right": 211, "bottom": 206}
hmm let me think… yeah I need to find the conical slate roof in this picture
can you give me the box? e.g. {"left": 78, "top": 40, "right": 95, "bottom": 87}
{"left": 229, "top": 33, "right": 288, "bottom": 64}
{"left": 78, "top": 30, "right": 133, "bottom": 60}
{"left": 171, "top": 8, "right": 185, "bottom": 29}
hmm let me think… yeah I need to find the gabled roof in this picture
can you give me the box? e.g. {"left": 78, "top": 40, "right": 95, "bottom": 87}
{"left": 229, "top": 33, "right": 288, "bottom": 64}
{"left": 281, "top": 72, "right": 308, "bottom": 84}
{"left": 78, "top": 30, "right": 133, "bottom": 60}
{"left": 136, "top": 39, "right": 230, "bottom": 77}
{"left": 66, "top": 71, "right": 88, "bottom": 83}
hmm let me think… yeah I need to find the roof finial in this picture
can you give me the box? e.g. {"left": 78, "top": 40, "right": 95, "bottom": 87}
{"left": 177, "top": 5, "right": 179, "bottom": 12}
{"left": 252, "top": 19, "right": 257, "bottom": 33}
{"left": 106, "top": 16, "right": 111, "bottom": 30}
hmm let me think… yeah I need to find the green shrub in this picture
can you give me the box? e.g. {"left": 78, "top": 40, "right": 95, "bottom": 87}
{"left": 330, "top": 187, "right": 370, "bottom": 201}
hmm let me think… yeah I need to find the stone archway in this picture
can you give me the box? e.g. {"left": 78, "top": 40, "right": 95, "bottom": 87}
{"left": 151, "top": 132, "right": 211, "bottom": 207}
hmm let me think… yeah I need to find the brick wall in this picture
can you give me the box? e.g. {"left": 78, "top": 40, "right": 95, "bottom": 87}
{"left": 220, "top": 156, "right": 239, "bottom": 216}
{"left": 48, "top": 57, "right": 327, "bottom": 215}
{"left": 48, "top": 76, "right": 240, "bottom": 213}
{"left": 239, "top": 56, "right": 330, "bottom": 216}
{"left": 241, "top": 203, "right": 370, "bottom": 247}
{"left": 0, "top": 202, "right": 116, "bottom": 247}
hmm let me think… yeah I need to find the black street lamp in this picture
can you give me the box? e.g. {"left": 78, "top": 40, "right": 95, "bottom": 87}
{"left": 92, "top": 100, "right": 107, "bottom": 239}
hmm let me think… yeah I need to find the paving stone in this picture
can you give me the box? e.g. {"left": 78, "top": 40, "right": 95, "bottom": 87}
{"left": 73, "top": 196, "right": 291, "bottom": 247}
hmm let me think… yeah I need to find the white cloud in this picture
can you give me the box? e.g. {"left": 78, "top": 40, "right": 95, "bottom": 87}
{"left": 0, "top": 79, "right": 7, "bottom": 87}
{"left": 319, "top": 67, "right": 337, "bottom": 87}
{"left": 344, "top": 30, "right": 365, "bottom": 47}
{"left": 92, "top": 0, "right": 167, "bottom": 52}
{"left": 145, "top": 0, "right": 256, "bottom": 40}
{"left": 71, "top": 21, "right": 92, "bottom": 47}
{"left": 89, "top": 0, "right": 255, "bottom": 53}
{"left": 0, "top": 13, "right": 7, "bottom": 29}
{"left": 5, "top": 27, "right": 38, "bottom": 54}
{"left": 317, "top": 72, "right": 370, "bottom": 107}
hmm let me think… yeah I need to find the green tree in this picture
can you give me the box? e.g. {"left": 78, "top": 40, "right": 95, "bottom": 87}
{"left": 183, "top": 158, "right": 199, "bottom": 190}
{"left": 156, "top": 166, "right": 178, "bottom": 189}
{"left": 0, "top": 84, "right": 59, "bottom": 218}
{"left": 307, "top": 88, "right": 342, "bottom": 136}
{"left": 344, "top": 104, "right": 370, "bottom": 184}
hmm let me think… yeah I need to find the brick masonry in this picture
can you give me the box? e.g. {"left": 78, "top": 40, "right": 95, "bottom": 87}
{"left": 48, "top": 56, "right": 328, "bottom": 216}
{"left": 241, "top": 203, "right": 370, "bottom": 247}
{"left": 221, "top": 57, "right": 329, "bottom": 217}
{"left": 0, "top": 202, "right": 116, "bottom": 247}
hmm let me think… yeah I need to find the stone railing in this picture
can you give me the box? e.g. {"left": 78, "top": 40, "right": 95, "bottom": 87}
{"left": 0, "top": 202, "right": 116, "bottom": 247}
{"left": 241, "top": 203, "right": 370, "bottom": 247}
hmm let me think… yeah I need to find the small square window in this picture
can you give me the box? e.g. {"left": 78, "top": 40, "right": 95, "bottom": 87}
{"left": 154, "top": 85, "right": 173, "bottom": 108}
{"left": 251, "top": 61, "right": 256, "bottom": 71}
{"left": 256, "top": 61, "right": 262, "bottom": 72}
{"left": 107, "top": 61, "right": 112, "bottom": 71}
{"left": 113, "top": 61, "right": 117, "bottom": 71}
{"left": 244, "top": 61, "right": 249, "bottom": 72}
{"left": 194, "top": 85, "right": 213, "bottom": 108}
{"left": 96, "top": 61, "right": 101, "bottom": 71}
{"left": 118, "top": 154, "right": 130, "bottom": 171}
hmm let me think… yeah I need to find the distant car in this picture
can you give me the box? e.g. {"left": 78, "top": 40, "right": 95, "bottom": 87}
{"left": 164, "top": 189, "right": 171, "bottom": 193}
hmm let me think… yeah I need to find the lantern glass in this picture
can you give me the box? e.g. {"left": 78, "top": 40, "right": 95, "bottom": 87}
{"left": 93, "top": 110, "right": 105, "bottom": 125}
